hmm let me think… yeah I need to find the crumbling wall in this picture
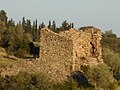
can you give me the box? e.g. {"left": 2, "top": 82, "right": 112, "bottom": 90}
{"left": 59, "top": 27, "right": 103, "bottom": 71}
{"left": 39, "top": 28, "right": 73, "bottom": 83}
{"left": 75, "top": 27, "right": 103, "bottom": 70}
{"left": 40, "top": 27, "right": 103, "bottom": 83}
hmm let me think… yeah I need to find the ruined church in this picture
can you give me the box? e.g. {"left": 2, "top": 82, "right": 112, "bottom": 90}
{"left": 39, "top": 26, "right": 103, "bottom": 83}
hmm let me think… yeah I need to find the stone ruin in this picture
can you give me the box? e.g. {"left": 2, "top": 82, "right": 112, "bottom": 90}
{"left": 0, "top": 26, "right": 103, "bottom": 83}
{"left": 39, "top": 26, "right": 103, "bottom": 83}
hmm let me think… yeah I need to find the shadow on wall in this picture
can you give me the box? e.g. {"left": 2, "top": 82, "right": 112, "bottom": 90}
{"left": 90, "top": 42, "right": 95, "bottom": 55}
{"left": 70, "top": 71, "right": 91, "bottom": 87}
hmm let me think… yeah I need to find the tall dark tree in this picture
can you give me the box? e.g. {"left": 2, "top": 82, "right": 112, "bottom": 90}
{"left": 7, "top": 19, "right": 15, "bottom": 28}
{"left": 39, "top": 22, "right": 45, "bottom": 29}
{"left": 48, "top": 20, "right": 51, "bottom": 29}
{"left": 35, "top": 20, "right": 37, "bottom": 30}
{"left": 35, "top": 20, "right": 38, "bottom": 36}
{"left": 31, "top": 20, "right": 38, "bottom": 41}
{"left": 22, "top": 17, "right": 26, "bottom": 29}
{"left": 26, "top": 19, "right": 32, "bottom": 33}
{"left": 35, "top": 20, "right": 39, "bottom": 41}
{"left": 71, "top": 23, "right": 74, "bottom": 28}
{"left": 0, "top": 18, "right": 7, "bottom": 42}
{"left": 0, "top": 10, "right": 7, "bottom": 26}
{"left": 52, "top": 20, "right": 56, "bottom": 32}
{"left": 60, "top": 20, "right": 72, "bottom": 31}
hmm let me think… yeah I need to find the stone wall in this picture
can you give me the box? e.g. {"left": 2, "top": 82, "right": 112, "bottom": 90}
{"left": 39, "top": 26, "right": 103, "bottom": 83}
{"left": 39, "top": 29, "right": 73, "bottom": 83}
{"left": 60, "top": 27, "right": 103, "bottom": 71}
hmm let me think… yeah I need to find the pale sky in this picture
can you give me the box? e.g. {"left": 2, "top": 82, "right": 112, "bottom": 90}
{"left": 0, "top": 0, "right": 120, "bottom": 36}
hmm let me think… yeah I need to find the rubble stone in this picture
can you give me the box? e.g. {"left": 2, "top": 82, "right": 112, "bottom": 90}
{"left": 39, "top": 26, "right": 103, "bottom": 83}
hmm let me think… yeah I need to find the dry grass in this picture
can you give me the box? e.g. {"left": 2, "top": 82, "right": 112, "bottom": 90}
{"left": 0, "top": 47, "right": 19, "bottom": 68}
{"left": 116, "top": 86, "right": 120, "bottom": 90}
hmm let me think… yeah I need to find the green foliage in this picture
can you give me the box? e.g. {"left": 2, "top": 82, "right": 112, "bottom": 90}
{"left": 55, "top": 80, "right": 80, "bottom": 90}
{"left": 0, "top": 10, "right": 7, "bottom": 26}
{"left": 14, "top": 49, "right": 27, "bottom": 58}
{"left": 60, "top": 20, "right": 73, "bottom": 31}
{"left": 47, "top": 20, "right": 57, "bottom": 32}
{"left": 0, "top": 10, "right": 76, "bottom": 58}
{"left": 0, "top": 20, "right": 7, "bottom": 46}
{"left": 1, "top": 23, "right": 31, "bottom": 57}
{"left": 102, "top": 30, "right": 120, "bottom": 53}
{"left": 7, "top": 19, "right": 15, "bottom": 28}
{"left": 0, "top": 10, "right": 120, "bottom": 89}
{"left": 0, "top": 71, "right": 96, "bottom": 90}
{"left": 0, "top": 72, "right": 53, "bottom": 90}
{"left": 102, "top": 47, "right": 120, "bottom": 80}
{"left": 82, "top": 64, "right": 115, "bottom": 89}
{"left": 102, "top": 31, "right": 120, "bottom": 82}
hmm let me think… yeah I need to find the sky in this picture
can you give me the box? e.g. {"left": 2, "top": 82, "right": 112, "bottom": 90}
{"left": 0, "top": 0, "right": 120, "bottom": 36}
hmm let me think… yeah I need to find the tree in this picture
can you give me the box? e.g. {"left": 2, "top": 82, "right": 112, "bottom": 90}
{"left": 48, "top": 20, "right": 52, "bottom": 29}
{"left": 52, "top": 20, "right": 56, "bottom": 30}
{"left": 32, "top": 20, "right": 39, "bottom": 41}
{"left": 1, "top": 22, "right": 32, "bottom": 57}
{"left": 0, "top": 72, "right": 53, "bottom": 90}
{"left": 7, "top": 19, "right": 15, "bottom": 28}
{"left": 60, "top": 20, "right": 73, "bottom": 31}
{"left": 22, "top": 17, "right": 33, "bottom": 34}
{"left": 22, "top": 17, "right": 26, "bottom": 31}
{"left": 35, "top": 20, "right": 39, "bottom": 41}
{"left": 102, "top": 30, "right": 120, "bottom": 53}
{"left": 71, "top": 23, "right": 74, "bottom": 28}
{"left": 0, "top": 20, "right": 7, "bottom": 44}
{"left": 61, "top": 20, "right": 69, "bottom": 30}
{"left": 39, "top": 22, "right": 45, "bottom": 29}
{"left": 26, "top": 19, "right": 32, "bottom": 34}
{"left": 102, "top": 47, "right": 120, "bottom": 80}
{"left": 0, "top": 10, "right": 7, "bottom": 26}
{"left": 82, "top": 64, "right": 115, "bottom": 89}
{"left": 2, "top": 26, "right": 15, "bottom": 47}
{"left": 0, "top": 10, "right": 7, "bottom": 43}
{"left": 47, "top": 20, "right": 57, "bottom": 32}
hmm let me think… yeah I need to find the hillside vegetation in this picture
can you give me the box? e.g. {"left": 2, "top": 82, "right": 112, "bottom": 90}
{"left": 0, "top": 10, "right": 120, "bottom": 90}
{"left": 0, "top": 47, "right": 19, "bottom": 67}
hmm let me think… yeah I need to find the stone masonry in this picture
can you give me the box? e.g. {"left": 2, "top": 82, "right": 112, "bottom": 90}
{"left": 39, "top": 26, "right": 103, "bottom": 83}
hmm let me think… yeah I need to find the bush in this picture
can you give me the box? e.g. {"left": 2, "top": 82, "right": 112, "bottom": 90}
{"left": 102, "top": 47, "right": 120, "bottom": 80}
{"left": 14, "top": 49, "right": 27, "bottom": 58}
{"left": 0, "top": 72, "right": 53, "bottom": 90}
{"left": 0, "top": 71, "right": 95, "bottom": 90}
{"left": 82, "top": 64, "right": 115, "bottom": 90}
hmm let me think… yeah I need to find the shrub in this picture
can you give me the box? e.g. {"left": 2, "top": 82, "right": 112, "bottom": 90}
{"left": 82, "top": 64, "right": 115, "bottom": 90}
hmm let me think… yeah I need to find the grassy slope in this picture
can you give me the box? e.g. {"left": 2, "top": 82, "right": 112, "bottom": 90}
{"left": 0, "top": 47, "right": 19, "bottom": 68}
{"left": 116, "top": 87, "right": 120, "bottom": 90}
